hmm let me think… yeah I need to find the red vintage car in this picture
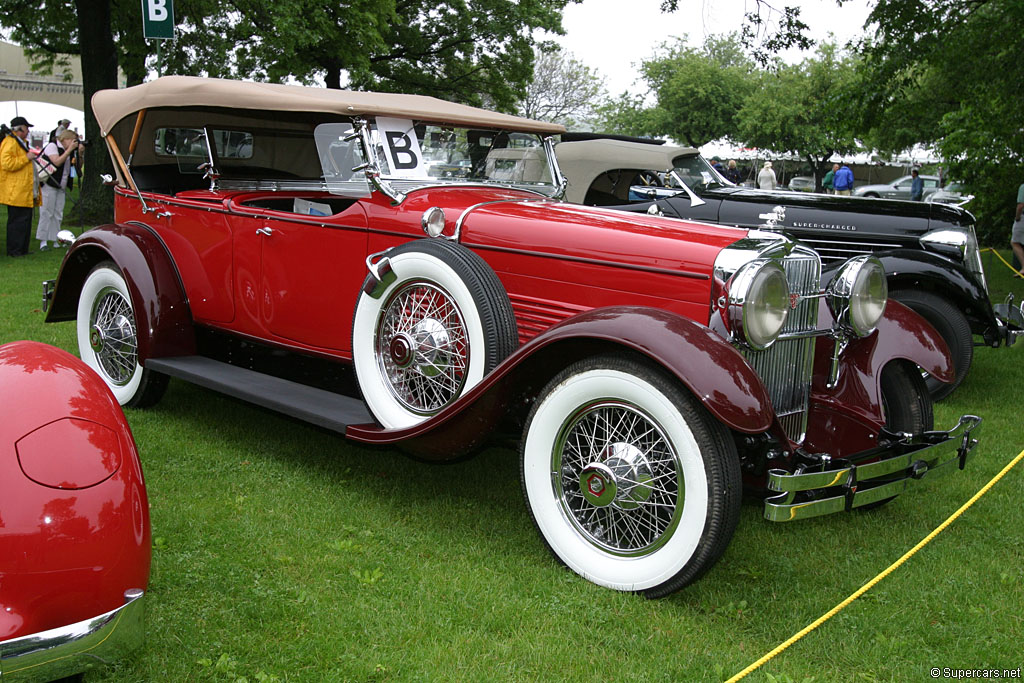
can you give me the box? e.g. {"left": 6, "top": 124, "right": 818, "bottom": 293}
{"left": 43, "top": 76, "right": 980, "bottom": 597}
{"left": 0, "top": 341, "right": 149, "bottom": 680}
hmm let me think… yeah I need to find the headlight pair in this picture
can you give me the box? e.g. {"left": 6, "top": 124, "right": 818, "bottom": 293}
{"left": 725, "top": 255, "right": 887, "bottom": 350}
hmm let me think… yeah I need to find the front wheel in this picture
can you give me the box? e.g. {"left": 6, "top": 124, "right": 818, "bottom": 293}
{"left": 77, "top": 262, "right": 168, "bottom": 407}
{"left": 520, "top": 355, "right": 741, "bottom": 597}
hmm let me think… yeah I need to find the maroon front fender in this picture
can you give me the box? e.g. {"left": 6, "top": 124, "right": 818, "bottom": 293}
{"left": 347, "top": 306, "right": 774, "bottom": 460}
{"left": 804, "top": 299, "right": 952, "bottom": 456}
{"left": 45, "top": 223, "right": 195, "bottom": 361}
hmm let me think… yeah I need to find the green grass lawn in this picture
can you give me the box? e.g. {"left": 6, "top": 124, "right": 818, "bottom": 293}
{"left": 2, "top": 205, "right": 1023, "bottom": 682}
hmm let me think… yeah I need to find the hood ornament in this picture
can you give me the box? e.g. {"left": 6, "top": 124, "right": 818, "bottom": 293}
{"left": 758, "top": 206, "right": 786, "bottom": 230}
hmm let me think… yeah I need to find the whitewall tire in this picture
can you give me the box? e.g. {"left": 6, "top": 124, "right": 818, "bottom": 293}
{"left": 520, "top": 355, "right": 741, "bottom": 597}
{"left": 352, "top": 239, "right": 516, "bottom": 429}
{"left": 77, "top": 262, "right": 167, "bottom": 407}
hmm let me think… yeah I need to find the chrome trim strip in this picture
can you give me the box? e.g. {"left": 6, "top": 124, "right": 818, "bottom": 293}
{"left": 454, "top": 198, "right": 549, "bottom": 241}
{"left": 0, "top": 589, "right": 145, "bottom": 682}
{"left": 763, "top": 415, "right": 982, "bottom": 522}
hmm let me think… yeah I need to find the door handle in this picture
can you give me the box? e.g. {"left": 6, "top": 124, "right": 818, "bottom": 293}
{"left": 256, "top": 227, "right": 273, "bottom": 236}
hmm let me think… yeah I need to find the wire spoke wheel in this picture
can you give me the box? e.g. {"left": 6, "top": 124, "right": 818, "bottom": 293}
{"left": 352, "top": 239, "right": 517, "bottom": 430}
{"left": 90, "top": 286, "right": 140, "bottom": 387}
{"left": 555, "top": 401, "right": 683, "bottom": 556}
{"left": 520, "top": 355, "right": 741, "bottom": 597}
{"left": 376, "top": 281, "right": 469, "bottom": 414}
{"left": 77, "top": 262, "right": 168, "bottom": 408}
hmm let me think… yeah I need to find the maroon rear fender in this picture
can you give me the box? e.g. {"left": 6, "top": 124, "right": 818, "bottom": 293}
{"left": 45, "top": 223, "right": 195, "bottom": 361}
{"left": 347, "top": 306, "right": 775, "bottom": 459}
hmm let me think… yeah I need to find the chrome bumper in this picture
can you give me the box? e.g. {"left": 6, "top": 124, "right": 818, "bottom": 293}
{"left": 0, "top": 589, "right": 145, "bottom": 682}
{"left": 764, "top": 415, "right": 982, "bottom": 522}
{"left": 994, "top": 297, "right": 1024, "bottom": 346}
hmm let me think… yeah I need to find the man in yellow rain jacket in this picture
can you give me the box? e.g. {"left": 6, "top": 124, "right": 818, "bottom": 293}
{"left": 2, "top": 116, "right": 41, "bottom": 257}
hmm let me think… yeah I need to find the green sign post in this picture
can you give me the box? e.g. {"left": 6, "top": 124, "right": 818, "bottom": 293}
{"left": 141, "top": 0, "right": 174, "bottom": 76}
{"left": 141, "top": 0, "right": 174, "bottom": 40}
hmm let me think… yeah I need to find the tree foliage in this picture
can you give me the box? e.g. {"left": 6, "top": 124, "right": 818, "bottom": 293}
{"left": 516, "top": 45, "right": 605, "bottom": 128}
{"left": 594, "top": 35, "right": 755, "bottom": 147}
{"left": 855, "top": 0, "right": 1024, "bottom": 244}
{"left": 737, "top": 43, "right": 861, "bottom": 189}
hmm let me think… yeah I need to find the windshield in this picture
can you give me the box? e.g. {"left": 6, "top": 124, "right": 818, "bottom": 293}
{"left": 669, "top": 154, "right": 731, "bottom": 194}
{"left": 367, "top": 118, "right": 557, "bottom": 195}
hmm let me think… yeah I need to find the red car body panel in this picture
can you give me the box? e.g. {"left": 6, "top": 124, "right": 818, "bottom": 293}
{"left": 0, "top": 341, "right": 150, "bottom": 641}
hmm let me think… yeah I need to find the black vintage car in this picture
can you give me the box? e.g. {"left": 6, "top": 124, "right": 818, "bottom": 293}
{"left": 556, "top": 135, "right": 1023, "bottom": 400}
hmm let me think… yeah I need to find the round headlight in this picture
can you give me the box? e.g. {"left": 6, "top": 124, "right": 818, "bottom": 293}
{"left": 726, "top": 259, "right": 790, "bottom": 350}
{"left": 421, "top": 206, "right": 446, "bottom": 238}
{"left": 827, "top": 256, "right": 887, "bottom": 337}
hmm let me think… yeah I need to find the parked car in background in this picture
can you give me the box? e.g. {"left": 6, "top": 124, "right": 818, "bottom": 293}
{"left": 853, "top": 174, "right": 941, "bottom": 200}
{"left": 556, "top": 135, "right": 1022, "bottom": 400}
{"left": 926, "top": 182, "right": 972, "bottom": 206}
{"left": 0, "top": 341, "right": 149, "bottom": 681}
{"left": 787, "top": 176, "right": 815, "bottom": 192}
{"left": 43, "top": 76, "right": 983, "bottom": 597}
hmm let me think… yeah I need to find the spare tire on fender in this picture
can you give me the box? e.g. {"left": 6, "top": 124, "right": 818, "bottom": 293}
{"left": 352, "top": 238, "right": 518, "bottom": 429}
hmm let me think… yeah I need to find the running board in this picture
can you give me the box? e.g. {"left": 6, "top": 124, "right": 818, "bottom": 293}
{"left": 145, "top": 356, "right": 374, "bottom": 434}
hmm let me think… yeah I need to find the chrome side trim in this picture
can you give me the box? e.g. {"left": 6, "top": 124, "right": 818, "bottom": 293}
{"left": 0, "top": 589, "right": 145, "bottom": 682}
{"left": 764, "top": 415, "right": 982, "bottom": 521}
{"left": 454, "top": 198, "right": 548, "bottom": 241}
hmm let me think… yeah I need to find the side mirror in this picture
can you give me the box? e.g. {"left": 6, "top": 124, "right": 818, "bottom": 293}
{"left": 56, "top": 229, "right": 76, "bottom": 246}
{"left": 101, "top": 174, "right": 117, "bottom": 186}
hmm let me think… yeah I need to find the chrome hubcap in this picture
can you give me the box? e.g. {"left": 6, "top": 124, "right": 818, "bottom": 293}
{"left": 555, "top": 402, "right": 682, "bottom": 556}
{"left": 376, "top": 281, "right": 468, "bottom": 415}
{"left": 90, "top": 288, "right": 138, "bottom": 387}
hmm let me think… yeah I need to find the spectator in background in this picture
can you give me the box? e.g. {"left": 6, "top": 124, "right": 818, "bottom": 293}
{"left": 36, "top": 129, "right": 80, "bottom": 251}
{"left": 910, "top": 168, "right": 924, "bottom": 201}
{"left": 823, "top": 163, "right": 838, "bottom": 194}
{"left": 724, "top": 159, "right": 742, "bottom": 184}
{"left": 1012, "top": 181, "right": 1024, "bottom": 278}
{"left": 757, "top": 161, "right": 777, "bottom": 190}
{"left": 711, "top": 156, "right": 725, "bottom": 175}
{"left": 49, "top": 118, "right": 71, "bottom": 144}
{"left": 833, "top": 161, "right": 854, "bottom": 195}
{"left": 1, "top": 116, "right": 41, "bottom": 257}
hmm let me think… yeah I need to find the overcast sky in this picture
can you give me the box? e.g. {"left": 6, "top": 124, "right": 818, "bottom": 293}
{"left": 555, "top": 0, "right": 875, "bottom": 95}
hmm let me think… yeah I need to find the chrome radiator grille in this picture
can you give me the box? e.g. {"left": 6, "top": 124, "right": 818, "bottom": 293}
{"left": 797, "top": 238, "right": 902, "bottom": 264}
{"left": 742, "top": 248, "right": 821, "bottom": 443}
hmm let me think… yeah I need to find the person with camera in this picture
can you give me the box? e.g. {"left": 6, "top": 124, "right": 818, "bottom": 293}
{"left": 1, "top": 116, "right": 41, "bottom": 257}
{"left": 35, "top": 129, "right": 80, "bottom": 251}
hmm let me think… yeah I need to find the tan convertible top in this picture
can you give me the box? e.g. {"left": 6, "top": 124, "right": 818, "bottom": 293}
{"left": 556, "top": 138, "right": 698, "bottom": 204}
{"left": 92, "top": 75, "right": 566, "bottom": 137}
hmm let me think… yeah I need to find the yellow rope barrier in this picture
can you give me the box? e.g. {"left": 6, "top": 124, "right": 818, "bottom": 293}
{"left": 726, "top": 446, "right": 1024, "bottom": 683}
{"left": 981, "top": 247, "right": 1022, "bottom": 277}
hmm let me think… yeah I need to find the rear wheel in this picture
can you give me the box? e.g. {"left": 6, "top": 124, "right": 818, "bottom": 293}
{"left": 520, "top": 354, "right": 741, "bottom": 597}
{"left": 76, "top": 262, "right": 168, "bottom": 407}
{"left": 890, "top": 288, "right": 973, "bottom": 401}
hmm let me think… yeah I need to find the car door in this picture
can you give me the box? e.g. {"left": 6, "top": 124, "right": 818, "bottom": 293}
{"left": 886, "top": 178, "right": 910, "bottom": 199}
{"left": 228, "top": 197, "right": 369, "bottom": 353}
{"left": 260, "top": 201, "right": 369, "bottom": 353}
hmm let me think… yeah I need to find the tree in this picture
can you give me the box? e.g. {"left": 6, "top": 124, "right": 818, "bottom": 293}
{"left": 854, "top": 0, "right": 1024, "bottom": 244}
{"left": 592, "top": 35, "right": 756, "bottom": 147}
{"left": 736, "top": 43, "right": 860, "bottom": 190}
{"left": 516, "top": 45, "right": 605, "bottom": 128}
